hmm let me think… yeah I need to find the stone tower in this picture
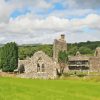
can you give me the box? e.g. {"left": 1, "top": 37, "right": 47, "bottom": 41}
{"left": 89, "top": 47, "right": 100, "bottom": 72}
{"left": 95, "top": 47, "right": 100, "bottom": 57}
{"left": 53, "top": 34, "right": 67, "bottom": 62}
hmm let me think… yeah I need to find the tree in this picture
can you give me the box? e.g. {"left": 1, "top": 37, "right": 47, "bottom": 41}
{"left": 1, "top": 42, "right": 18, "bottom": 72}
{"left": 79, "top": 46, "right": 93, "bottom": 54}
{"left": 68, "top": 46, "right": 78, "bottom": 55}
{"left": 0, "top": 48, "right": 2, "bottom": 69}
{"left": 58, "top": 51, "right": 68, "bottom": 75}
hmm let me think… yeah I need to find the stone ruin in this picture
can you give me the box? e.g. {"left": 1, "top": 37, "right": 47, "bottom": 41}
{"left": 68, "top": 47, "right": 100, "bottom": 72}
{"left": 18, "top": 34, "right": 100, "bottom": 79}
{"left": 18, "top": 34, "right": 67, "bottom": 79}
{"left": 53, "top": 34, "right": 67, "bottom": 62}
{"left": 18, "top": 51, "right": 60, "bottom": 79}
{"left": 89, "top": 47, "right": 100, "bottom": 72}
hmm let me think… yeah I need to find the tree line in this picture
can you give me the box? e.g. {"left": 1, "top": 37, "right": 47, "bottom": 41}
{"left": 18, "top": 41, "right": 100, "bottom": 60}
{"left": 0, "top": 41, "right": 99, "bottom": 72}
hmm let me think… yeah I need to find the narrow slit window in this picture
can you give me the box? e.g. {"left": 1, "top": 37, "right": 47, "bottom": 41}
{"left": 42, "top": 64, "right": 45, "bottom": 72}
{"left": 37, "top": 63, "right": 40, "bottom": 72}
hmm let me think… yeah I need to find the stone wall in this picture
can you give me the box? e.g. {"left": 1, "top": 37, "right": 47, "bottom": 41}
{"left": 53, "top": 34, "right": 67, "bottom": 62}
{"left": 89, "top": 57, "right": 100, "bottom": 72}
{"left": 89, "top": 47, "right": 100, "bottom": 72}
{"left": 68, "top": 48, "right": 100, "bottom": 72}
{"left": 18, "top": 34, "right": 100, "bottom": 77}
{"left": 18, "top": 51, "right": 60, "bottom": 79}
{"left": 95, "top": 47, "right": 100, "bottom": 57}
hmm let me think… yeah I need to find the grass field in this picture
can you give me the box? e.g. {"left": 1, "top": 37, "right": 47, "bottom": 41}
{"left": 0, "top": 77, "right": 100, "bottom": 100}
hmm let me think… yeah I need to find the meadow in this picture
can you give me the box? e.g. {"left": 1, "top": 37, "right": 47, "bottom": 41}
{"left": 0, "top": 77, "right": 100, "bottom": 100}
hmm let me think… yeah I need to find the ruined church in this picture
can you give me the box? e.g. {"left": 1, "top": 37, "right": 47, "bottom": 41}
{"left": 18, "top": 34, "right": 67, "bottom": 79}
{"left": 18, "top": 34, "right": 100, "bottom": 79}
{"left": 68, "top": 47, "right": 100, "bottom": 72}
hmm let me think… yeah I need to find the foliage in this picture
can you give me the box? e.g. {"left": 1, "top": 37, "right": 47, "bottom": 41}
{"left": 68, "top": 46, "right": 78, "bottom": 55}
{"left": 0, "top": 42, "right": 18, "bottom": 72}
{"left": 0, "top": 48, "right": 2, "bottom": 69}
{"left": 79, "top": 46, "right": 93, "bottom": 54}
{"left": 58, "top": 51, "right": 68, "bottom": 63}
{"left": 0, "top": 41, "right": 99, "bottom": 60}
{"left": 63, "top": 72, "right": 73, "bottom": 77}
{"left": 68, "top": 41, "right": 100, "bottom": 55}
{"left": 76, "top": 71, "right": 87, "bottom": 77}
{"left": 18, "top": 41, "right": 100, "bottom": 59}
{"left": 18, "top": 44, "right": 53, "bottom": 60}
{"left": 63, "top": 71, "right": 87, "bottom": 77}
{"left": 58, "top": 51, "right": 68, "bottom": 75}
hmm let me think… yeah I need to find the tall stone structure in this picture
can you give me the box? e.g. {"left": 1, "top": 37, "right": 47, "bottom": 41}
{"left": 89, "top": 47, "right": 100, "bottom": 72}
{"left": 53, "top": 34, "right": 67, "bottom": 62}
{"left": 95, "top": 47, "right": 100, "bottom": 57}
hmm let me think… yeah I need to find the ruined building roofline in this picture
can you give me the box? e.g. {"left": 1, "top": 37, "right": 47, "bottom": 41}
{"left": 96, "top": 47, "right": 100, "bottom": 50}
{"left": 54, "top": 34, "right": 66, "bottom": 42}
{"left": 69, "top": 55, "right": 90, "bottom": 61}
{"left": 54, "top": 39, "right": 66, "bottom": 43}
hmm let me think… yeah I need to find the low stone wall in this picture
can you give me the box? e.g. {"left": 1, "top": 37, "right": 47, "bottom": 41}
{"left": 17, "top": 71, "right": 57, "bottom": 79}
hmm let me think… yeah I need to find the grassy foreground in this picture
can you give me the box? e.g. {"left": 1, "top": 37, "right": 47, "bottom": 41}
{"left": 0, "top": 77, "right": 100, "bottom": 100}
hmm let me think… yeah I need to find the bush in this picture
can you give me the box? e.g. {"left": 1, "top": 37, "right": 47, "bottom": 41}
{"left": 76, "top": 72, "right": 87, "bottom": 77}
{"left": 63, "top": 71, "right": 87, "bottom": 77}
{"left": 63, "top": 71, "right": 76, "bottom": 77}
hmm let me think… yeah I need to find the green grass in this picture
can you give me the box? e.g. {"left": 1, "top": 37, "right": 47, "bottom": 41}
{"left": 0, "top": 77, "right": 100, "bottom": 100}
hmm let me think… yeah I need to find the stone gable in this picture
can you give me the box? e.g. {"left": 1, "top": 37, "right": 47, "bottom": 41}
{"left": 18, "top": 51, "right": 60, "bottom": 79}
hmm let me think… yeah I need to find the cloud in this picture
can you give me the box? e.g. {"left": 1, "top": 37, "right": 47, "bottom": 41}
{"left": 62, "top": 0, "right": 100, "bottom": 9}
{"left": 0, "top": 13, "right": 100, "bottom": 44}
{"left": 0, "top": 0, "right": 100, "bottom": 44}
{"left": 0, "top": 0, "right": 52, "bottom": 22}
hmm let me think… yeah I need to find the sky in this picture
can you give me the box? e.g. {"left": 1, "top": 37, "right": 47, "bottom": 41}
{"left": 0, "top": 0, "right": 100, "bottom": 44}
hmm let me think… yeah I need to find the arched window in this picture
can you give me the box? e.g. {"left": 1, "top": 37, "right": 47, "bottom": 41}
{"left": 42, "top": 64, "right": 45, "bottom": 72}
{"left": 37, "top": 63, "right": 40, "bottom": 72}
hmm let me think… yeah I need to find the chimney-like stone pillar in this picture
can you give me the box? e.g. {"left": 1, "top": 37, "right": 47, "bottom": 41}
{"left": 53, "top": 34, "right": 67, "bottom": 62}
{"left": 60, "top": 34, "right": 65, "bottom": 40}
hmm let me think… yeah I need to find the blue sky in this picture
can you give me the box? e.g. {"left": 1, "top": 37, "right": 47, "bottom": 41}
{"left": 0, "top": 0, "right": 100, "bottom": 44}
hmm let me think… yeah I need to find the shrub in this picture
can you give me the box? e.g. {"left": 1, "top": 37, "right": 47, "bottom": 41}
{"left": 76, "top": 72, "right": 87, "bottom": 77}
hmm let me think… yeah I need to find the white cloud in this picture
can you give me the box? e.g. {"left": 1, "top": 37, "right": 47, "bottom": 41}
{"left": 0, "top": 13, "right": 100, "bottom": 44}
{"left": 0, "top": 0, "right": 52, "bottom": 22}
{"left": 0, "top": 0, "right": 100, "bottom": 44}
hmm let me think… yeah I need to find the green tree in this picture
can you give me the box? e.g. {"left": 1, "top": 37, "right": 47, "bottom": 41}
{"left": 79, "top": 46, "right": 93, "bottom": 54}
{"left": 0, "top": 48, "right": 2, "bottom": 69}
{"left": 68, "top": 46, "right": 78, "bottom": 55}
{"left": 1, "top": 42, "right": 18, "bottom": 72}
{"left": 58, "top": 51, "right": 68, "bottom": 75}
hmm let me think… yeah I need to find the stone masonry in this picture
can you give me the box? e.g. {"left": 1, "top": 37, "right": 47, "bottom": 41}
{"left": 18, "top": 34, "right": 100, "bottom": 79}
{"left": 89, "top": 47, "right": 100, "bottom": 72}
{"left": 18, "top": 51, "right": 60, "bottom": 79}
{"left": 53, "top": 34, "right": 67, "bottom": 62}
